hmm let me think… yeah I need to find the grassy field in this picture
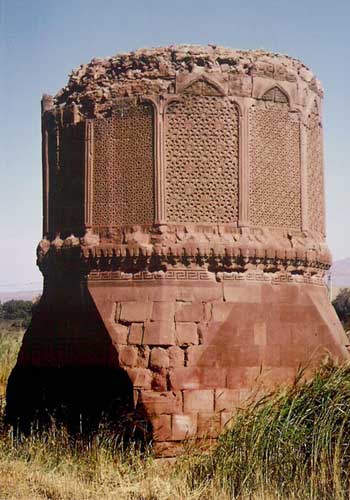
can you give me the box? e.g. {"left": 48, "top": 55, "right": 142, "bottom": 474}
{"left": 1, "top": 324, "right": 350, "bottom": 499}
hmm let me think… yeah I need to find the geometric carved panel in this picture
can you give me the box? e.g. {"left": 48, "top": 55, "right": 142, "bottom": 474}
{"left": 53, "top": 122, "right": 86, "bottom": 234}
{"left": 248, "top": 101, "right": 301, "bottom": 229}
{"left": 307, "top": 101, "right": 325, "bottom": 235}
{"left": 93, "top": 103, "right": 154, "bottom": 226}
{"left": 165, "top": 94, "right": 239, "bottom": 223}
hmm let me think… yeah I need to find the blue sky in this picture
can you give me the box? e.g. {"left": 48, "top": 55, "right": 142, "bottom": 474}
{"left": 0, "top": 0, "right": 349, "bottom": 291}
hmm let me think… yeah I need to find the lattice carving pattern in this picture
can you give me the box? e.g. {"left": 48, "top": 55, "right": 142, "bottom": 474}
{"left": 307, "top": 105, "right": 325, "bottom": 234}
{"left": 248, "top": 102, "right": 301, "bottom": 228}
{"left": 53, "top": 122, "right": 85, "bottom": 234}
{"left": 165, "top": 95, "right": 239, "bottom": 223}
{"left": 93, "top": 104, "right": 154, "bottom": 226}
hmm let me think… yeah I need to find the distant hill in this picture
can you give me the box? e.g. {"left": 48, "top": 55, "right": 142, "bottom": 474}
{"left": 0, "top": 290, "right": 42, "bottom": 303}
{"left": 330, "top": 258, "right": 350, "bottom": 288}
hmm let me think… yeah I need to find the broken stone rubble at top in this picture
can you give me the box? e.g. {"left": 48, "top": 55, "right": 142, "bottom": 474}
{"left": 54, "top": 45, "right": 321, "bottom": 114}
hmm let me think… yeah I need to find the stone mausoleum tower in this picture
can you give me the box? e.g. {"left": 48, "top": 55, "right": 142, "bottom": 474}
{"left": 8, "top": 46, "right": 349, "bottom": 456}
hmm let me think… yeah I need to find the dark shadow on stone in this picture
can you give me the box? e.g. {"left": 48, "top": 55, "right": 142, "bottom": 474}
{"left": 5, "top": 272, "right": 152, "bottom": 447}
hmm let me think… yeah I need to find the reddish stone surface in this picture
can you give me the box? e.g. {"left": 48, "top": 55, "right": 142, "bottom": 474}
{"left": 175, "top": 322, "right": 198, "bottom": 346}
{"left": 128, "top": 323, "right": 143, "bottom": 345}
{"left": 143, "top": 321, "right": 175, "bottom": 346}
{"left": 8, "top": 45, "right": 350, "bottom": 458}
{"left": 172, "top": 414, "right": 197, "bottom": 440}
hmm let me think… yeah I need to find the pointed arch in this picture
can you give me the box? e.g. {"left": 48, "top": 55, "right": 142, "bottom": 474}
{"left": 181, "top": 76, "right": 226, "bottom": 97}
{"left": 261, "top": 86, "right": 289, "bottom": 104}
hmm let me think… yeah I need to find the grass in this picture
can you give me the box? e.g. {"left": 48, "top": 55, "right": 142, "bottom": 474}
{"left": 0, "top": 322, "right": 24, "bottom": 396}
{"left": 191, "top": 364, "right": 350, "bottom": 499}
{"left": 1, "top": 325, "right": 350, "bottom": 499}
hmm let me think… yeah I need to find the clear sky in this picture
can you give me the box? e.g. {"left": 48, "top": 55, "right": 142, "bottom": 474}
{"left": 0, "top": 0, "right": 349, "bottom": 291}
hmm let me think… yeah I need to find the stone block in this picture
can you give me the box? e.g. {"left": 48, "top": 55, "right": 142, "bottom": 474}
{"left": 146, "top": 286, "right": 178, "bottom": 302}
{"left": 110, "top": 323, "right": 128, "bottom": 344}
{"left": 151, "top": 302, "right": 175, "bottom": 321}
{"left": 120, "top": 301, "right": 152, "bottom": 322}
{"left": 265, "top": 321, "right": 292, "bottom": 345}
{"left": 192, "top": 285, "right": 223, "bottom": 302}
{"left": 215, "top": 388, "right": 241, "bottom": 412}
{"left": 203, "top": 303, "right": 213, "bottom": 321}
{"left": 175, "top": 302, "right": 203, "bottom": 322}
{"left": 139, "top": 391, "right": 182, "bottom": 415}
{"left": 199, "top": 322, "right": 254, "bottom": 346}
{"left": 126, "top": 368, "right": 152, "bottom": 389}
{"left": 254, "top": 322, "right": 267, "bottom": 345}
{"left": 279, "top": 343, "right": 310, "bottom": 367}
{"left": 150, "top": 414, "right": 172, "bottom": 441}
{"left": 279, "top": 304, "right": 304, "bottom": 323}
{"left": 257, "top": 367, "right": 296, "bottom": 390}
{"left": 172, "top": 414, "right": 197, "bottom": 440}
{"left": 226, "top": 367, "right": 262, "bottom": 389}
{"left": 228, "top": 74, "right": 252, "bottom": 97}
{"left": 260, "top": 344, "right": 281, "bottom": 367}
{"left": 169, "top": 367, "right": 226, "bottom": 390}
{"left": 128, "top": 323, "right": 143, "bottom": 344}
{"left": 91, "top": 285, "right": 149, "bottom": 303}
{"left": 183, "top": 389, "right": 214, "bottom": 412}
{"left": 261, "top": 283, "right": 299, "bottom": 304}
{"left": 197, "top": 322, "right": 225, "bottom": 345}
{"left": 236, "top": 345, "right": 260, "bottom": 367}
{"left": 118, "top": 346, "right": 138, "bottom": 367}
{"left": 147, "top": 285, "right": 193, "bottom": 303}
{"left": 136, "top": 346, "right": 150, "bottom": 368}
{"left": 236, "top": 327, "right": 255, "bottom": 345}
{"left": 197, "top": 412, "right": 221, "bottom": 438}
{"left": 143, "top": 321, "right": 175, "bottom": 346}
{"left": 152, "top": 372, "right": 168, "bottom": 391}
{"left": 175, "top": 322, "right": 198, "bottom": 346}
{"left": 212, "top": 302, "right": 234, "bottom": 322}
{"left": 114, "top": 302, "right": 121, "bottom": 322}
{"left": 187, "top": 345, "right": 219, "bottom": 367}
{"left": 223, "top": 283, "right": 261, "bottom": 303}
{"left": 291, "top": 324, "right": 320, "bottom": 345}
{"left": 150, "top": 347, "right": 169, "bottom": 369}
{"left": 168, "top": 346, "right": 185, "bottom": 367}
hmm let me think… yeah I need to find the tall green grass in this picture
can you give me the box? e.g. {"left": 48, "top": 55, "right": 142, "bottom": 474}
{"left": 191, "top": 364, "right": 350, "bottom": 499}
{"left": 0, "top": 323, "right": 23, "bottom": 396}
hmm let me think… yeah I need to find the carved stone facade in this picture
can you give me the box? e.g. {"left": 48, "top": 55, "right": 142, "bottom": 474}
{"left": 165, "top": 94, "right": 239, "bottom": 223}
{"left": 10, "top": 46, "right": 349, "bottom": 457}
{"left": 92, "top": 103, "right": 155, "bottom": 228}
{"left": 248, "top": 95, "right": 301, "bottom": 229}
{"left": 307, "top": 100, "right": 325, "bottom": 235}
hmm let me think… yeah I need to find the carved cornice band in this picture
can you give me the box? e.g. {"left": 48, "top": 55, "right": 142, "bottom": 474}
{"left": 36, "top": 233, "right": 331, "bottom": 278}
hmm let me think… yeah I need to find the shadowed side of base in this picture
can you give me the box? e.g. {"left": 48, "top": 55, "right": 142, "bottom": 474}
{"left": 5, "top": 276, "right": 152, "bottom": 445}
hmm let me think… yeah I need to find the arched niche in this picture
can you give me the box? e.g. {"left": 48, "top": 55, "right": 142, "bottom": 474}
{"left": 261, "top": 86, "right": 289, "bottom": 104}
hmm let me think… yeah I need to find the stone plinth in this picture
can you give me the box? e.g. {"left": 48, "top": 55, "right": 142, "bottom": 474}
{"left": 8, "top": 45, "right": 349, "bottom": 456}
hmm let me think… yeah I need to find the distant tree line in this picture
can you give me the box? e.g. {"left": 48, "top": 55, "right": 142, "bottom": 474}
{"left": 332, "top": 288, "right": 350, "bottom": 331}
{"left": 0, "top": 299, "right": 40, "bottom": 329}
